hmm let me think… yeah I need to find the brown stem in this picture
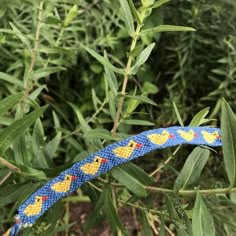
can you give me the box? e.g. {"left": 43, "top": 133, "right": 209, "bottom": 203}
{"left": 24, "top": 0, "right": 45, "bottom": 100}
{"left": 111, "top": 25, "right": 141, "bottom": 137}
{"left": 0, "top": 157, "right": 19, "bottom": 172}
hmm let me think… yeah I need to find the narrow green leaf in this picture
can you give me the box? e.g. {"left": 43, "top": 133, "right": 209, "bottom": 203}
{"left": 104, "top": 187, "right": 124, "bottom": 233}
{"left": 120, "top": 162, "right": 153, "bottom": 185}
{"left": 125, "top": 94, "right": 157, "bottom": 106}
{"left": 84, "top": 128, "right": 126, "bottom": 141}
{"left": 172, "top": 101, "right": 184, "bottom": 126}
{"left": 189, "top": 107, "right": 210, "bottom": 126}
{"left": 9, "top": 22, "right": 31, "bottom": 50}
{"left": 111, "top": 166, "right": 148, "bottom": 197}
{"left": 221, "top": 99, "right": 236, "bottom": 187}
{"left": 145, "top": 0, "right": 170, "bottom": 9}
{"left": 0, "top": 72, "right": 24, "bottom": 87}
{"left": 119, "top": 0, "right": 135, "bottom": 36}
{"left": 43, "top": 16, "right": 63, "bottom": 25}
{"left": 131, "top": 43, "right": 155, "bottom": 74}
{"left": 160, "top": 214, "right": 166, "bottom": 236}
{"left": 0, "top": 106, "right": 47, "bottom": 156}
{"left": 104, "top": 63, "right": 118, "bottom": 95}
{"left": 13, "top": 133, "right": 28, "bottom": 166}
{"left": 64, "top": 5, "right": 78, "bottom": 26}
{"left": 45, "top": 132, "right": 61, "bottom": 158}
{"left": 139, "top": 210, "right": 152, "bottom": 236}
{"left": 192, "top": 192, "right": 215, "bottom": 236}
{"left": 19, "top": 165, "right": 47, "bottom": 179}
{"left": 31, "top": 67, "right": 66, "bottom": 80}
{"left": 108, "top": 91, "right": 117, "bottom": 121}
{"left": 174, "top": 147, "right": 209, "bottom": 192}
{"left": 68, "top": 102, "right": 91, "bottom": 133}
{"left": 81, "top": 44, "right": 125, "bottom": 74}
{"left": 141, "top": 25, "right": 196, "bottom": 35}
{"left": 127, "top": 0, "right": 142, "bottom": 24}
{"left": 122, "top": 119, "right": 155, "bottom": 126}
{"left": 83, "top": 189, "right": 106, "bottom": 233}
{"left": 0, "top": 92, "right": 24, "bottom": 117}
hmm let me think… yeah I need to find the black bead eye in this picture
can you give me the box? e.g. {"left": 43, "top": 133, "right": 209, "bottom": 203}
{"left": 66, "top": 177, "right": 69, "bottom": 180}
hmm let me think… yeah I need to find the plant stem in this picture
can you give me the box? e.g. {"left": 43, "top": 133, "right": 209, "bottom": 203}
{"left": 0, "top": 157, "right": 19, "bottom": 172}
{"left": 146, "top": 186, "right": 236, "bottom": 196}
{"left": 150, "top": 145, "right": 181, "bottom": 176}
{"left": 112, "top": 186, "right": 122, "bottom": 236}
{"left": 24, "top": 0, "right": 44, "bottom": 100}
{"left": 0, "top": 171, "right": 12, "bottom": 186}
{"left": 111, "top": 24, "right": 142, "bottom": 137}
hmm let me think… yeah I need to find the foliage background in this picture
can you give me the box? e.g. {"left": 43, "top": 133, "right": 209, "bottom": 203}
{"left": 0, "top": 0, "right": 236, "bottom": 235}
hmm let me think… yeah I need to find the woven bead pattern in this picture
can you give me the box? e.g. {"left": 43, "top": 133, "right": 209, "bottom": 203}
{"left": 8, "top": 126, "right": 222, "bottom": 236}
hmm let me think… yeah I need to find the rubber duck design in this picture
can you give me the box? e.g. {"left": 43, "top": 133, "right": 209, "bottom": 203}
{"left": 201, "top": 131, "right": 221, "bottom": 143}
{"left": 113, "top": 140, "right": 142, "bottom": 159}
{"left": 147, "top": 130, "right": 174, "bottom": 145}
{"left": 178, "top": 129, "right": 198, "bottom": 141}
{"left": 51, "top": 174, "right": 77, "bottom": 193}
{"left": 80, "top": 156, "right": 108, "bottom": 175}
{"left": 23, "top": 196, "right": 48, "bottom": 217}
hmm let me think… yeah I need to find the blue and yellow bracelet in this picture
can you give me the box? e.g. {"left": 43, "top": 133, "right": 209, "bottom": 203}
{"left": 5, "top": 126, "right": 222, "bottom": 236}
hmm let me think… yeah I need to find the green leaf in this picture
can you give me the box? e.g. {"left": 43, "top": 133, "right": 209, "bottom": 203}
{"left": 131, "top": 43, "right": 155, "bottom": 74}
{"left": 45, "top": 132, "right": 61, "bottom": 158}
{"left": 192, "top": 192, "right": 215, "bottom": 236}
{"left": 64, "top": 5, "right": 78, "bottom": 26}
{"left": 125, "top": 94, "right": 157, "bottom": 106}
{"left": 0, "top": 92, "right": 24, "bottom": 117}
{"left": 9, "top": 22, "right": 31, "bottom": 50}
{"left": 142, "top": 81, "right": 159, "bottom": 95}
{"left": 139, "top": 210, "right": 152, "bottom": 236}
{"left": 0, "top": 72, "right": 24, "bottom": 87}
{"left": 104, "top": 61, "right": 118, "bottom": 95}
{"left": 120, "top": 162, "right": 153, "bottom": 185}
{"left": 189, "top": 107, "right": 210, "bottom": 126}
{"left": 160, "top": 214, "right": 166, "bottom": 236}
{"left": 122, "top": 119, "right": 155, "bottom": 126}
{"left": 144, "top": 0, "right": 170, "bottom": 9}
{"left": 83, "top": 189, "right": 106, "bottom": 233}
{"left": 0, "top": 106, "right": 47, "bottom": 156}
{"left": 172, "top": 101, "right": 184, "bottom": 126}
{"left": 81, "top": 44, "right": 125, "bottom": 74}
{"left": 104, "top": 187, "right": 124, "bottom": 233}
{"left": 68, "top": 102, "right": 91, "bottom": 133}
{"left": 221, "top": 99, "right": 236, "bottom": 187}
{"left": 84, "top": 128, "right": 127, "bottom": 141}
{"left": 31, "top": 67, "right": 66, "bottom": 80}
{"left": 108, "top": 91, "right": 116, "bottom": 121}
{"left": 174, "top": 147, "right": 209, "bottom": 192}
{"left": 111, "top": 166, "right": 148, "bottom": 197}
{"left": 127, "top": 0, "right": 142, "bottom": 24}
{"left": 43, "top": 16, "right": 63, "bottom": 25}
{"left": 141, "top": 25, "right": 196, "bottom": 35}
{"left": 19, "top": 165, "right": 47, "bottom": 179}
{"left": 119, "top": 0, "right": 135, "bottom": 36}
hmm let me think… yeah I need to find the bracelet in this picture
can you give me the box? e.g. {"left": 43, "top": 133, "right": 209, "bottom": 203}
{"left": 5, "top": 126, "right": 222, "bottom": 236}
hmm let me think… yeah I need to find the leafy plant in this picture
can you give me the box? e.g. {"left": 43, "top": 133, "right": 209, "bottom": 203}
{"left": 0, "top": 0, "right": 236, "bottom": 235}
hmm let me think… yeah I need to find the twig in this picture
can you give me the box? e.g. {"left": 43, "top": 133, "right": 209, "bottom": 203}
{"left": 111, "top": 25, "right": 142, "bottom": 137}
{"left": 24, "top": 0, "right": 45, "bottom": 100}
{"left": 150, "top": 145, "right": 181, "bottom": 177}
{"left": 79, "top": 0, "right": 100, "bottom": 15}
{"left": 0, "top": 171, "right": 12, "bottom": 186}
{"left": 146, "top": 186, "right": 236, "bottom": 196}
{"left": 0, "top": 157, "right": 19, "bottom": 172}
